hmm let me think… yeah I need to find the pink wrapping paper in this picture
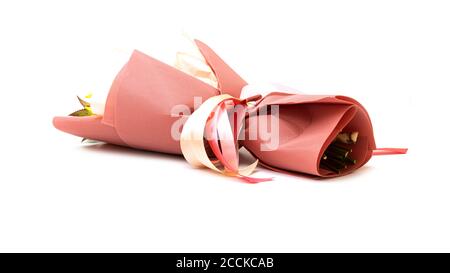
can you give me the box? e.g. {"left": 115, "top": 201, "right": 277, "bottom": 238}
{"left": 55, "top": 49, "right": 218, "bottom": 154}
{"left": 243, "top": 94, "right": 375, "bottom": 177}
{"left": 53, "top": 40, "right": 394, "bottom": 178}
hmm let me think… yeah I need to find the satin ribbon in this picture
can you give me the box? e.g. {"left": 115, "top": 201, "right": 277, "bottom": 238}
{"left": 175, "top": 40, "right": 272, "bottom": 182}
{"left": 180, "top": 94, "right": 271, "bottom": 183}
{"left": 372, "top": 148, "right": 408, "bottom": 155}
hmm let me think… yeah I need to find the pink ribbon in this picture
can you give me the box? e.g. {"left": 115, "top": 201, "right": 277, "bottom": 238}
{"left": 373, "top": 148, "right": 408, "bottom": 155}
{"left": 180, "top": 94, "right": 271, "bottom": 183}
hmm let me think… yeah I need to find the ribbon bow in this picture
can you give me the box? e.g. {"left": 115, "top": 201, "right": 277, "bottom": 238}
{"left": 180, "top": 94, "right": 271, "bottom": 183}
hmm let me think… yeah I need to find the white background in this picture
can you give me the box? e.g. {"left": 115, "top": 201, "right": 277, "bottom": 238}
{"left": 0, "top": 0, "right": 449, "bottom": 252}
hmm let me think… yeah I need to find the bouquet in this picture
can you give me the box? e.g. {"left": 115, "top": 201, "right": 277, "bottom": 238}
{"left": 53, "top": 38, "right": 406, "bottom": 182}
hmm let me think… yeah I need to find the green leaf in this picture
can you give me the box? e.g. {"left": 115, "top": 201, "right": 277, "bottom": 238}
{"left": 77, "top": 96, "right": 91, "bottom": 108}
{"left": 69, "top": 108, "right": 92, "bottom": 117}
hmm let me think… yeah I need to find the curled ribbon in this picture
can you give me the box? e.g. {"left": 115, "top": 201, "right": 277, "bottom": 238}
{"left": 180, "top": 94, "right": 271, "bottom": 183}
{"left": 175, "top": 37, "right": 270, "bottom": 182}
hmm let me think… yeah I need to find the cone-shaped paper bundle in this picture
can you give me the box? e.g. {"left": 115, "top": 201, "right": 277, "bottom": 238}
{"left": 241, "top": 94, "right": 375, "bottom": 177}
{"left": 54, "top": 50, "right": 219, "bottom": 154}
{"left": 53, "top": 40, "right": 376, "bottom": 177}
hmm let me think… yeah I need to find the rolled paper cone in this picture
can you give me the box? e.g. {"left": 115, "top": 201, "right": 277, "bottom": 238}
{"left": 53, "top": 40, "right": 377, "bottom": 178}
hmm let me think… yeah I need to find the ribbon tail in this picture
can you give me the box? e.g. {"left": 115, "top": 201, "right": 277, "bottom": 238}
{"left": 373, "top": 148, "right": 408, "bottom": 155}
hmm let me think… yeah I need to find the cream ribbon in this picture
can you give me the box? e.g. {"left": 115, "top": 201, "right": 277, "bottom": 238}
{"left": 180, "top": 94, "right": 262, "bottom": 180}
